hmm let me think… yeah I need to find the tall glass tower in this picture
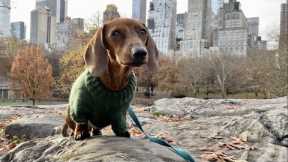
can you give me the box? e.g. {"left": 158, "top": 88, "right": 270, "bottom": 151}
{"left": 0, "top": 0, "right": 11, "bottom": 37}
{"left": 211, "top": 0, "right": 224, "bottom": 15}
{"left": 36, "top": 0, "right": 67, "bottom": 23}
{"left": 132, "top": 0, "right": 147, "bottom": 23}
{"left": 280, "top": 0, "right": 288, "bottom": 49}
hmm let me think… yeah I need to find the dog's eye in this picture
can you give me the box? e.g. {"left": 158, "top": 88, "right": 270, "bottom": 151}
{"left": 111, "top": 30, "right": 121, "bottom": 38}
{"left": 138, "top": 29, "right": 146, "bottom": 36}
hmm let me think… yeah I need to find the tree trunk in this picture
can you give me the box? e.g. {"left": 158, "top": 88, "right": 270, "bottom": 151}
{"left": 217, "top": 75, "right": 226, "bottom": 98}
{"left": 264, "top": 88, "right": 271, "bottom": 99}
{"left": 32, "top": 99, "right": 35, "bottom": 106}
{"left": 221, "top": 86, "right": 226, "bottom": 98}
{"left": 255, "top": 91, "right": 258, "bottom": 97}
{"left": 32, "top": 90, "right": 36, "bottom": 106}
{"left": 196, "top": 87, "right": 200, "bottom": 96}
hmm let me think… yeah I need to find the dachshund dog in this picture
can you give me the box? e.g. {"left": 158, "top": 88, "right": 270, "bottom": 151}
{"left": 62, "top": 18, "right": 159, "bottom": 140}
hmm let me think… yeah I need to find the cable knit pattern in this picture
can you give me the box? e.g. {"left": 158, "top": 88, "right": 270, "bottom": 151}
{"left": 69, "top": 70, "right": 136, "bottom": 134}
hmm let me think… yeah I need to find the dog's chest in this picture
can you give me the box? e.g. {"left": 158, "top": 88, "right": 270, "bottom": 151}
{"left": 85, "top": 72, "right": 136, "bottom": 108}
{"left": 69, "top": 70, "right": 136, "bottom": 124}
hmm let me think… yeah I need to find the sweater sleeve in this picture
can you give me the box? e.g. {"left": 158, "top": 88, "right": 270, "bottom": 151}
{"left": 69, "top": 86, "right": 91, "bottom": 124}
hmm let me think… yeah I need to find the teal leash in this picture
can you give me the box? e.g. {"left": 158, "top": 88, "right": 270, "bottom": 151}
{"left": 128, "top": 106, "right": 196, "bottom": 162}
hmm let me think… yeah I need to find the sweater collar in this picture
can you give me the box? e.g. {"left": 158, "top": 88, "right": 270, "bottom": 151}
{"left": 85, "top": 70, "right": 137, "bottom": 106}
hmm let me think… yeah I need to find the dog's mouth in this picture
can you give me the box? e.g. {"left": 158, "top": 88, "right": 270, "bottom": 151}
{"left": 121, "top": 57, "right": 147, "bottom": 67}
{"left": 122, "top": 60, "right": 146, "bottom": 67}
{"left": 131, "top": 62, "right": 145, "bottom": 67}
{"left": 124, "top": 62, "right": 145, "bottom": 67}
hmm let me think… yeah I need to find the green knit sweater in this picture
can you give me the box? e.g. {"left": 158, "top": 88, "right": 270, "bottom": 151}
{"left": 69, "top": 70, "right": 136, "bottom": 135}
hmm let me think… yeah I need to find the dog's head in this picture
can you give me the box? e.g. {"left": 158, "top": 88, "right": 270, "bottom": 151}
{"left": 84, "top": 18, "right": 159, "bottom": 76}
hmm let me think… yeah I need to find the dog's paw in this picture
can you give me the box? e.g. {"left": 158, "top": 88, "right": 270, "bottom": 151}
{"left": 74, "top": 131, "right": 90, "bottom": 140}
{"left": 91, "top": 128, "right": 102, "bottom": 136}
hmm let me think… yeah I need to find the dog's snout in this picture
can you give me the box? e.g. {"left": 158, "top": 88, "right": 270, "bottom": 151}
{"left": 132, "top": 47, "right": 147, "bottom": 59}
{"left": 131, "top": 47, "right": 147, "bottom": 66}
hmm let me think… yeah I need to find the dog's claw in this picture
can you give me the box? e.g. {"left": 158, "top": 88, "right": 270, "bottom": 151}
{"left": 74, "top": 131, "right": 90, "bottom": 140}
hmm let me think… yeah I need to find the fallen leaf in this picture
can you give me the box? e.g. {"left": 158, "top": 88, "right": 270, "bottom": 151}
{"left": 8, "top": 143, "right": 17, "bottom": 149}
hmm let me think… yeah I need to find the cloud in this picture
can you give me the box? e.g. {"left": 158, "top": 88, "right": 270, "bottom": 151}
{"left": 240, "top": 0, "right": 282, "bottom": 39}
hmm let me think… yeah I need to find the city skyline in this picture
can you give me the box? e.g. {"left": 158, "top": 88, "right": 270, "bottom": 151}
{"left": 0, "top": 0, "right": 11, "bottom": 37}
{"left": 280, "top": 0, "right": 288, "bottom": 49}
{"left": 9, "top": 0, "right": 285, "bottom": 43}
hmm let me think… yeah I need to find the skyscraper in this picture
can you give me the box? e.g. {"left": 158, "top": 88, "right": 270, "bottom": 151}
{"left": 56, "top": 17, "right": 85, "bottom": 51}
{"left": 36, "top": 0, "right": 67, "bottom": 23}
{"left": 211, "top": 0, "right": 224, "bottom": 15}
{"left": 10, "top": 21, "right": 26, "bottom": 40}
{"left": 132, "top": 0, "right": 147, "bottom": 23}
{"left": 71, "top": 18, "right": 85, "bottom": 33}
{"left": 56, "top": 18, "right": 73, "bottom": 51}
{"left": 181, "top": 0, "right": 212, "bottom": 56}
{"left": 147, "top": 0, "right": 177, "bottom": 54}
{"left": 247, "top": 17, "right": 259, "bottom": 36}
{"left": 0, "top": 0, "right": 11, "bottom": 37}
{"left": 247, "top": 17, "right": 259, "bottom": 48}
{"left": 215, "top": 0, "right": 248, "bottom": 55}
{"left": 30, "top": 8, "right": 56, "bottom": 47}
{"left": 280, "top": 0, "right": 288, "bottom": 49}
{"left": 176, "top": 13, "right": 186, "bottom": 50}
{"left": 57, "top": 0, "right": 68, "bottom": 23}
{"left": 247, "top": 17, "right": 267, "bottom": 50}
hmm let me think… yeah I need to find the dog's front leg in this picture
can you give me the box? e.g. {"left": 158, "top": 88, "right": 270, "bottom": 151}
{"left": 111, "top": 112, "right": 130, "bottom": 138}
{"left": 74, "top": 123, "right": 90, "bottom": 140}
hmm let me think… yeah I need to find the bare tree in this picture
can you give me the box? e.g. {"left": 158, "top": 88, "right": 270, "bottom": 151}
{"left": 208, "top": 54, "right": 228, "bottom": 98}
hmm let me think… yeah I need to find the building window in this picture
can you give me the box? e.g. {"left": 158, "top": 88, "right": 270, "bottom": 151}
{"left": 0, "top": 89, "right": 8, "bottom": 99}
{"left": 150, "top": 2, "right": 154, "bottom": 11}
{"left": 3, "top": 90, "right": 8, "bottom": 99}
{"left": 148, "top": 18, "right": 155, "bottom": 30}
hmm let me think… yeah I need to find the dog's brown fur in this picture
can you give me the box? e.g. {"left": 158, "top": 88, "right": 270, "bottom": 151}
{"left": 62, "top": 18, "right": 159, "bottom": 140}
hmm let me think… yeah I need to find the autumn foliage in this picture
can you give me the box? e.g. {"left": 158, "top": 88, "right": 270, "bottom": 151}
{"left": 57, "top": 48, "right": 85, "bottom": 97}
{"left": 153, "top": 51, "right": 286, "bottom": 99}
{"left": 10, "top": 46, "right": 53, "bottom": 105}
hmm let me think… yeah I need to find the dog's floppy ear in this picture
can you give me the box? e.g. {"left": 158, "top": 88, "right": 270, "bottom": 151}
{"left": 84, "top": 26, "right": 108, "bottom": 76}
{"left": 145, "top": 28, "right": 159, "bottom": 73}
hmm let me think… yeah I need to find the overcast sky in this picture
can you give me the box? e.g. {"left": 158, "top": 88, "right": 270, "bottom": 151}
{"left": 11, "top": 0, "right": 285, "bottom": 42}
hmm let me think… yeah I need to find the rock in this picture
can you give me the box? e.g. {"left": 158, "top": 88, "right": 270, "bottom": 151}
{"left": 235, "top": 160, "right": 248, "bottom": 162}
{"left": 151, "top": 98, "right": 206, "bottom": 117}
{"left": 239, "top": 131, "right": 249, "bottom": 142}
{"left": 148, "top": 97, "right": 288, "bottom": 161}
{"left": 0, "top": 114, "right": 13, "bottom": 121}
{"left": 4, "top": 114, "right": 64, "bottom": 140}
{"left": 249, "top": 143, "right": 288, "bottom": 162}
{"left": 0, "top": 136, "right": 186, "bottom": 162}
{"left": 1, "top": 97, "right": 288, "bottom": 162}
{"left": 152, "top": 97, "right": 287, "bottom": 118}
{"left": 259, "top": 108, "right": 288, "bottom": 147}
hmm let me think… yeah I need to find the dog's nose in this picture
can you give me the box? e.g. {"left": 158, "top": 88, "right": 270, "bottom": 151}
{"left": 132, "top": 47, "right": 147, "bottom": 60}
